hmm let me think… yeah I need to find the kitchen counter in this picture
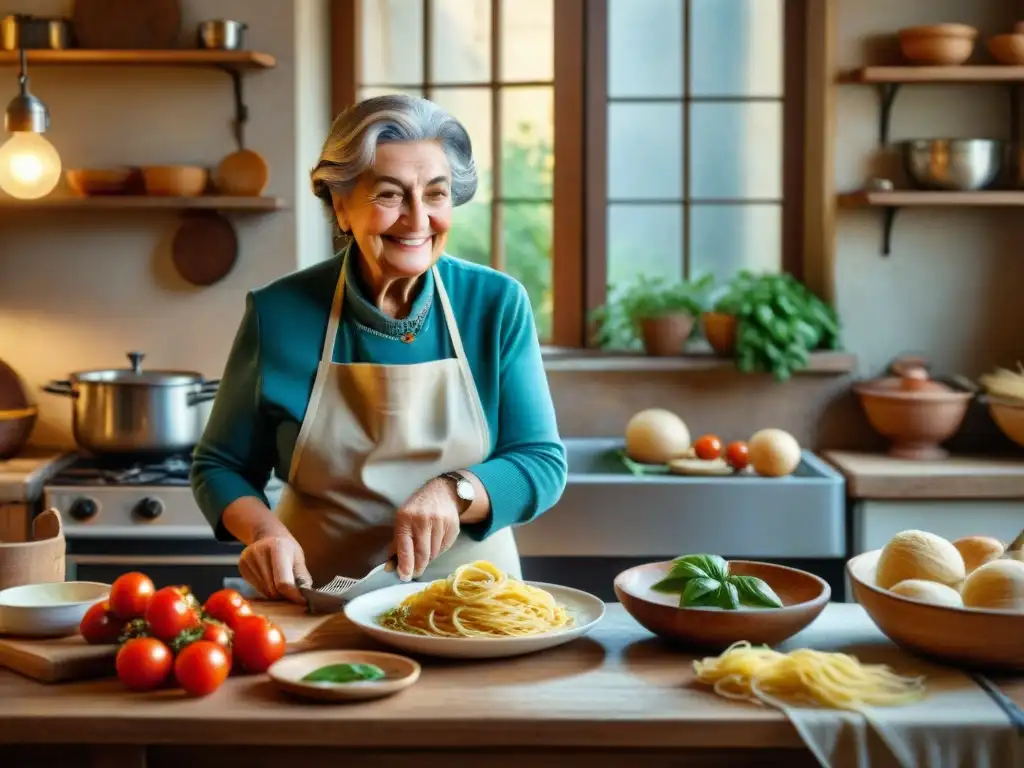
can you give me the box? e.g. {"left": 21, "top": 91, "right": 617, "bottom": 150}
{"left": 0, "top": 447, "right": 73, "bottom": 504}
{"left": 0, "top": 602, "right": 1021, "bottom": 768}
{"left": 823, "top": 450, "right": 1024, "bottom": 500}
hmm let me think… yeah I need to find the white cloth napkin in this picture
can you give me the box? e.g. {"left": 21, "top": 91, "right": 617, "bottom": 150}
{"left": 773, "top": 604, "right": 1023, "bottom": 768}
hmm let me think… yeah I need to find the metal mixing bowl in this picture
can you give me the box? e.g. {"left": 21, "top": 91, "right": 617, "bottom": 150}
{"left": 902, "top": 139, "right": 1007, "bottom": 191}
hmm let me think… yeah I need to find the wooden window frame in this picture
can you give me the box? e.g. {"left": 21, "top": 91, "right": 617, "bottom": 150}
{"left": 329, "top": 0, "right": 829, "bottom": 349}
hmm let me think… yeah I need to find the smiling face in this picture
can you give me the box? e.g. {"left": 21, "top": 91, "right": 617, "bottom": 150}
{"left": 331, "top": 140, "right": 453, "bottom": 284}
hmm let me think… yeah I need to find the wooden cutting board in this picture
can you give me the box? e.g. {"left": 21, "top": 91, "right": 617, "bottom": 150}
{"left": 0, "top": 602, "right": 348, "bottom": 684}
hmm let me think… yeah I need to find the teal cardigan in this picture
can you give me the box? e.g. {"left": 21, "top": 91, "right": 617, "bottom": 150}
{"left": 190, "top": 250, "right": 568, "bottom": 543}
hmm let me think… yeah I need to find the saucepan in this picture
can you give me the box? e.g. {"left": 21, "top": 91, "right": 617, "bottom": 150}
{"left": 42, "top": 351, "right": 220, "bottom": 455}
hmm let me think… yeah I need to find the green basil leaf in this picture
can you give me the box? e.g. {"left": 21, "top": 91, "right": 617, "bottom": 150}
{"left": 651, "top": 576, "right": 691, "bottom": 594}
{"left": 729, "top": 575, "right": 784, "bottom": 609}
{"left": 716, "top": 581, "right": 740, "bottom": 610}
{"left": 671, "top": 554, "right": 729, "bottom": 583}
{"left": 301, "top": 663, "right": 386, "bottom": 684}
{"left": 680, "top": 577, "right": 721, "bottom": 607}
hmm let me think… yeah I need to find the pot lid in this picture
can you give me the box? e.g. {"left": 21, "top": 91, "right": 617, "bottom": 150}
{"left": 854, "top": 366, "right": 971, "bottom": 399}
{"left": 69, "top": 352, "right": 205, "bottom": 386}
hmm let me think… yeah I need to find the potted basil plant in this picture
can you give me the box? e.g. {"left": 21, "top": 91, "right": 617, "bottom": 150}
{"left": 591, "top": 274, "right": 714, "bottom": 356}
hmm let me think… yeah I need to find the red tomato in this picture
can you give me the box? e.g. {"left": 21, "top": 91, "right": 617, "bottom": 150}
{"left": 145, "top": 586, "right": 201, "bottom": 642}
{"left": 200, "top": 620, "right": 233, "bottom": 651}
{"left": 726, "top": 441, "right": 750, "bottom": 470}
{"left": 203, "top": 589, "right": 253, "bottom": 629}
{"left": 694, "top": 434, "right": 723, "bottom": 461}
{"left": 108, "top": 572, "right": 156, "bottom": 620}
{"left": 174, "top": 640, "right": 231, "bottom": 697}
{"left": 79, "top": 601, "right": 124, "bottom": 645}
{"left": 116, "top": 637, "right": 173, "bottom": 691}
{"left": 231, "top": 615, "right": 286, "bottom": 673}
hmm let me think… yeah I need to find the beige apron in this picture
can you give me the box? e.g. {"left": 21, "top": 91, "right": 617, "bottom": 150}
{"left": 275, "top": 257, "right": 521, "bottom": 587}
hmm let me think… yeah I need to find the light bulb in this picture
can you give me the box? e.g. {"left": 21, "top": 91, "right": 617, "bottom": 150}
{"left": 0, "top": 131, "right": 62, "bottom": 200}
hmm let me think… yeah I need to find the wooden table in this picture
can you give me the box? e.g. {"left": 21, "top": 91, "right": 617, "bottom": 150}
{"left": 0, "top": 603, "right": 1020, "bottom": 768}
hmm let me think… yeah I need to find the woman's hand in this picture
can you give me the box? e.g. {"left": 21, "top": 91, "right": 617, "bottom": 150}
{"left": 238, "top": 534, "right": 312, "bottom": 604}
{"left": 390, "top": 477, "right": 462, "bottom": 581}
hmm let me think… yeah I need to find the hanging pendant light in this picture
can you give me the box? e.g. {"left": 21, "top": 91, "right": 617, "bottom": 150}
{"left": 0, "top": 15, "right": 61, "bottom": 200}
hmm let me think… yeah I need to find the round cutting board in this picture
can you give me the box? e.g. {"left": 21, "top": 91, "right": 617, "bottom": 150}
{"left": 171, "top": 212, "right": 238, "bottom": 287}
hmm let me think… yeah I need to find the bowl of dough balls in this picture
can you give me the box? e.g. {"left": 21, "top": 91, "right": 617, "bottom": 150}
{"left": 846, "top": 529, "right": 1024, "bottom": 671}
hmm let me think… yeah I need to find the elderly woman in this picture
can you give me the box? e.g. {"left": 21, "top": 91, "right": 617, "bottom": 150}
{"left": 190, "top": 94, "right": 567, "bottom": 604}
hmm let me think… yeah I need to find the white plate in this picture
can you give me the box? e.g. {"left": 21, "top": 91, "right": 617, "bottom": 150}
{"left": 343, "top": 581, "right": 606, "bottom": 659}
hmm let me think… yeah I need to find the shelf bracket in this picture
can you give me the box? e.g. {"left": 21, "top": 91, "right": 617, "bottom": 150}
{"left": 218, "top": 67, "right": 249, "bottom": 150}
{"left": 880, "top": 206, "right": 899, "bottom": 257}
{"left": 876, "top": 83, "right": 900, "bottom": 145}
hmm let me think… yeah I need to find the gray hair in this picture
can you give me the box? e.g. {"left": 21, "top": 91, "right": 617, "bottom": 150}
{"left": 311, "top": 94, "right": 478, "bottom": 219}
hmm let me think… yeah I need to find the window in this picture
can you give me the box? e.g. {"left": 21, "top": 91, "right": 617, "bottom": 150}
{"left": 354, "top": 0, "right": 556, "bottom": 339}
{"left": 332, "top": 0, "right": 805, "bottom": 347}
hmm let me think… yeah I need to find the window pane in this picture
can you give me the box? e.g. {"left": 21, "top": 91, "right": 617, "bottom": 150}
{"left": 503, "top": 202, "right": 553, "bottom": 340}
{"left": 500, "top": 0, "right": 553, "bottom": 82}
{"left": 431, "top": 0, "right": 491, "bottom": 84}
{"left": 358, "top": 87, "right": 424, "bottom": 101}
{"left": 606, "top": 204, "right": 683, "bottom": 290}
{"left": 690, "top": 0, "right": 783, "bottom": 97}
{"left": 608, "top": 103, "right": 683, "bottom": 201}
{"left": 446, "top": 201, "right": 492, "bottom": 267}
{"left": 608, "top": 0, "right": 683, "bottom": 98}
{"left": 360, "top": 0, "right": 423, "bottom": 85}
{"left": 689, "top": 102, "right": 781, "bottom": 199}
{"left": 501, "top": 87, "right": 553, "bottom": 200}
{"left": 432, "top": 88, "right": 493, "bottom": 199}
{"left": 689, "top": 204, "right": 781, "bottom": 281}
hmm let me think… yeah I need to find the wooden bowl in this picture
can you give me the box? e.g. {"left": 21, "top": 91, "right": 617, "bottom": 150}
{"left": 985, "top": 396, "right": 1024, "bottom": 448}
{"left": 898, "top": 24, "right": 977, "bottom": 65}
{"left": 267, "top": 650, "right": 420, "bottom": 702}
{"left": 847, "top": 550, "right": 1024, "bottom": 671}
{"left": 141, "top": 165, "right": 208, "bottom": 197}
{"left": 0, "top": 406, "right": 36, "bottom": 460}
{"left": 613, "top": 560, "right": 830, "bottom": 649}
{"left": 988, "top": 34, "right": 1024, "bottom": 66}
{"left": 213, "top": 149, "right": 269, "bottom": 196}
{"left": 65, "top": 168, "right": 139, "bottom": 196}
{"left": 701, "top": 312, "right": 737, "bottom": 356}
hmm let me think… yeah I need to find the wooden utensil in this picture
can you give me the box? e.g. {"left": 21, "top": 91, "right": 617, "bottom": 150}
{"left": 171, "top": 212, "right": 238, "bottom": 287}
{"left": 214, "top": 149, "right": 269, "bottom": 196}
{"left": 0, "top": 602, "right": 337, "bottom": 684}
{"left": 72, "top": 0, "right": 181, "bottom": 49}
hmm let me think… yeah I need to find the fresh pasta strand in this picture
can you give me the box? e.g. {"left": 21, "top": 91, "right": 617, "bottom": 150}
{"left": 693, "top": 641, "right": 927, "bottom": 711}
{"left": 377, "top": 560, "right": 574, "bottom": 638}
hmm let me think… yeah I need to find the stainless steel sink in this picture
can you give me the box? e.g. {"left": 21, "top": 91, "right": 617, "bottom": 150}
{"left": 512, "top": 437, "right": 847, "bottom": 560}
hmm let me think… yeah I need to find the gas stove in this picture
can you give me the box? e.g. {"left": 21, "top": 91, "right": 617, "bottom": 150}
{"left": 43, "top": 453, "right": 283, "bottom": 540}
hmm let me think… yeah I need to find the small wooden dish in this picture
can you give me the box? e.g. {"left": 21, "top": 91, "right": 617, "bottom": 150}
{"left": 141, "top": 165, "right": 208, "bottom": 197}
{"left": 267, "top": 650, "right": 420, "bottom": 702}
{"left": 614, "top": 560, "right": 830, "bottom": 649}
{"left": 988, "top": 34, "right": 1024, "bottom": 66}
{"left": 847, "top": 549, "right": 1024, "bottom": 671}
{"left": 898, "top": 24, "right": 978, "bottom": 66}
{"left": 65, "top": 168, "right": 139, "bottom": 197}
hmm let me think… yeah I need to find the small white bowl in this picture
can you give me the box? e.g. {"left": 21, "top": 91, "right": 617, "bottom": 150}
{"left": 0, "top": 581, "right": 111, "bottom": 638}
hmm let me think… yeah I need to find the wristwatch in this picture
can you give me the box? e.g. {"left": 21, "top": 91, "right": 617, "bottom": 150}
{"left": 441, "top": 471, "right": 475, "bottom": 514}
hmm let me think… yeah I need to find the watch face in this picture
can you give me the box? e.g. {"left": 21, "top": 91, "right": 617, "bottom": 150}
{"left": 455, "top": 478, "right": 475, "bottom": 502}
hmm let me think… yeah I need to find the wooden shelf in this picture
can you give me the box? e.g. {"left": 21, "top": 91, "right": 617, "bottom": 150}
{"left": 838, "top": 191, "right": 1024, "bottom": 256}
{"left": 839, "top": 190, "right": 1024, "bottom": 207}
{"left": 0, "top": 196, "right": 285, "bottom": 212}
{"left": 839, "top": 66, "right": 1024, "bottom": 84}
{"left": 0, "top": 49, "right": 276, "bottom": 71}
{"left": 542, "top": 350, "right": 856, "bottom": 375}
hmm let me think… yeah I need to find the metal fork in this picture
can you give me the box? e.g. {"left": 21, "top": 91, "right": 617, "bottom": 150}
{"left": 299, "top": 554, "right": 404, "bottom": 614}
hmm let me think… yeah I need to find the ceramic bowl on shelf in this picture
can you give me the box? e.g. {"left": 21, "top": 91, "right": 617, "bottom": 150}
{"left": 853, "top": 366, "right": 972, "bottom": 460}
{"left": 0, "top": 405, "right": 36, "bottom": 459}
{"left": 898, "top": 23, "right": 977, "bottom": 65}
{"left": 141, "top": 165, "right": 208, "bottom": 197}
{"left": 613, "top": 560, "right": 830, "bottom": 649}
{"left": 987, "top": 34, "right": 1024, "bottom": 65}
{"left": 65, "top": 168, "right": 139, "bottom": 197}
{"left": 847, "top": 549, "right": 1024, "bottom": 671}
{"left": 984, "top": 396, "right": 1024, "bottom": 448}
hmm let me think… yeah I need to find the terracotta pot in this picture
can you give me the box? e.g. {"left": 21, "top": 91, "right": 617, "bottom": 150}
{"left": 853, "top": 366, "right": 972, "bottom": 460}
{"left": 0, "top": 508, "right": 65, "bottom": 590}
{"left": 638, "top": 314, "right": 694, "bottom": 357}
{"left": 701, "top": 312, "right": 737, "bottom": 356}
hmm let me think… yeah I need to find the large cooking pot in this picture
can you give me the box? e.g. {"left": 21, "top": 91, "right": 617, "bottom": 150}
{"left": 43, "top": 352, "right": 219, "bottom": 455}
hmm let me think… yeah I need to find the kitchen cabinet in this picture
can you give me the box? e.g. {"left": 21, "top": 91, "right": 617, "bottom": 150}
{"left": 0, "top": 449, "right": 73, "bottom": 542}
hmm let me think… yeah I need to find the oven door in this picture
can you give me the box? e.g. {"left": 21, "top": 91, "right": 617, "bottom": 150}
{"left": 65, "top": 537, "right": 251, "bottom": 602}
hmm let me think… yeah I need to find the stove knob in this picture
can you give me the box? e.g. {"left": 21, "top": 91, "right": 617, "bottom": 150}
{"left": 134, "top": 497, "right": 164, "bottom": 521}
{"left": 69, "top": 497, "right": 98, "bottom": 521}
